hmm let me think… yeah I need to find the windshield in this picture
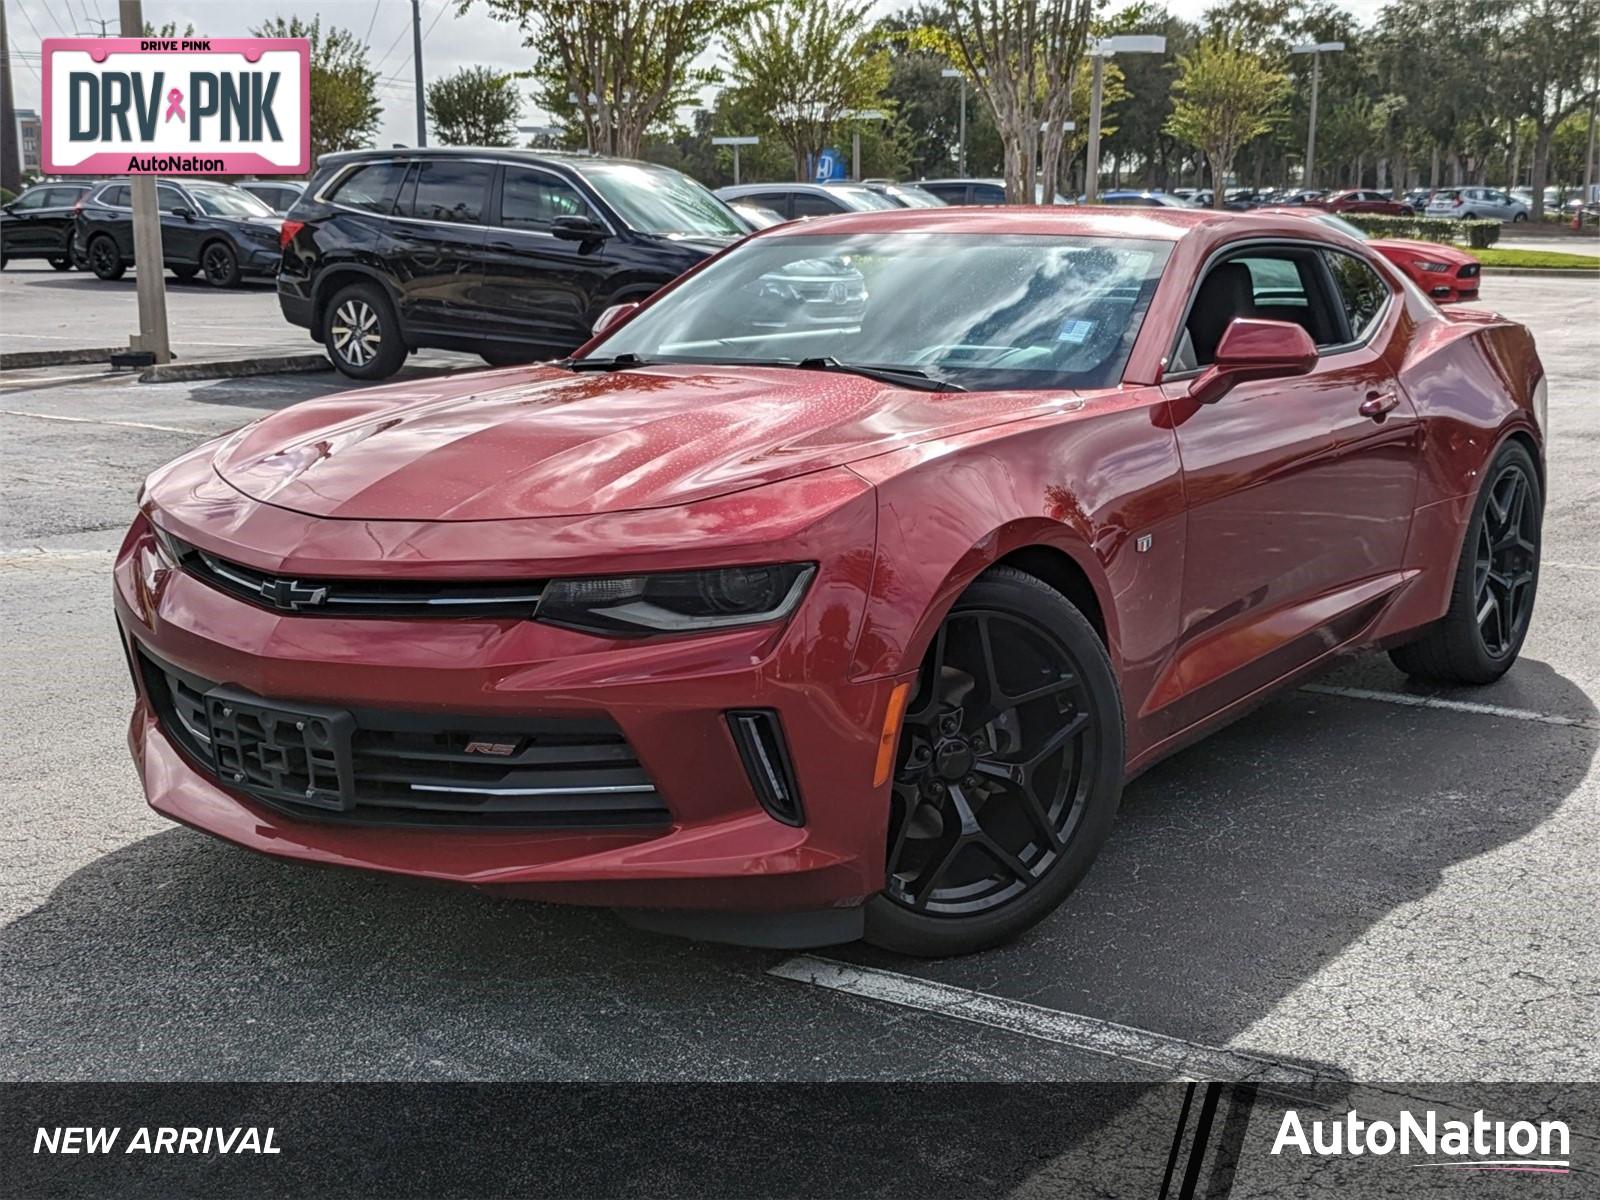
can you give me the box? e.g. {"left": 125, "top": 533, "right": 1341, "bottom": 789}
{"left": 577, "top": 162, "right": 744, "bottom": 238}
{"left": 826, "top": 186, "right": 899, "bottom": 211}
{"left": 188, "top": 185, "right": 275, "bottom": 218}
{"left": 589, "top": 232, "right": 1172, "bottom": 391}
{"left": 1312, "top": 213, "right": 1368, "bottom": 241}
{"left": 882, "top": 185, "right": 946, "bottom": 208}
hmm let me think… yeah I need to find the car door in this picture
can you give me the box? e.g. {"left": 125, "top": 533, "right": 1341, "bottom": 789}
{"left": 476, "top": 163, "right": 628, "bottom": 356}
{"left": 389, "top": 159, "right": 493, "bottom": 336}
{"left": 1160, "top": 242, "right": 1418, "bottom": 725}
{"left": 3, "top": 188, "right": 52, "bottom": 254}
{"left": 157, "top": 183, "right": 203, "bottom": 266}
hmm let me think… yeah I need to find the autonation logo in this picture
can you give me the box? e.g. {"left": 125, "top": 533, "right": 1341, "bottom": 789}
{"left": 1272, "top": 1108, "right": 1572, "bottom": 1174}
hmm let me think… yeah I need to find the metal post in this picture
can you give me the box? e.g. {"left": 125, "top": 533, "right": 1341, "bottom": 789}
{"left": 1085, "top": 55, "right": 1105, "bottom": 204}
{"left": 1584, "top": 83, "right": 1598, "bottom": 212}
{"left": 958, "top": 81, "right": 967, "bottom": 175}
{"left": 852, "top": 129, "right": 861, "bottom": 180}
{"left": 119, "top": 0, "right": 170, "bottom": 364}
{"left": 1306, "top": 51, "right": 1321, "bottom": 189}
{"left": 411, "top": 0, "right": 427, "bottom": 146}
{"left": 732, "top": 143, "right": 741, "bottom": 186}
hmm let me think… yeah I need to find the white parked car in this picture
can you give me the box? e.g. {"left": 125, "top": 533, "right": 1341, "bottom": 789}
{"left": 1426, "top": 187, "right": 1530, "bottom": 222}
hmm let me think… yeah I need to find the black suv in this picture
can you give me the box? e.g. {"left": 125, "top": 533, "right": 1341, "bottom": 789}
{"left": 75, "top": 178, "right": 284, "bottom": 286}
{"left": 0, "top": 181, "right": 99, "bottom": 270}
{"left": 278, "top": 148, "right": 747, "bottom": 379}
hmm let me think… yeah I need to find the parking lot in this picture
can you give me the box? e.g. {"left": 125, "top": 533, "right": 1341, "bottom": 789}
{"left": 1, "top": 264, "right": 1597, "bottom": 1084}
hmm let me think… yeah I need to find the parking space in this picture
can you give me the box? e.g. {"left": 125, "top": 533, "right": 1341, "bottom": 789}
{"left": 1, "top": 274, "right": 1596, "bottom": 1083}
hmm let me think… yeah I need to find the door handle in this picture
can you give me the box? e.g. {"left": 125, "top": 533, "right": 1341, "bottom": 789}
{"left": 1359, "top": 391, "right": 1399, "bottom": 420}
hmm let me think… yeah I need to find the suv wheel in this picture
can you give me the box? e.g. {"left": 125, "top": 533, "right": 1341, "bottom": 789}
{"left": 48, "top": 256, "right": 72, "bottom": 271}
{"left": 324, "top": 283, "right": 405, "bottom": 380}
{"left": 88, "top": 236, "right": 126, "bottom": 280}
{"left": 201, "top": 242, "right": 241, "bottom": 288}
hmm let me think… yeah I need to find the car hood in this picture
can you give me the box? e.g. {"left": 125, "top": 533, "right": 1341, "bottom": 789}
{"left": 1370, "top": 238, "right": 1475, "bottom": 265}
{"left": 213, "top": 363, "right": 1079, "bottom": 521}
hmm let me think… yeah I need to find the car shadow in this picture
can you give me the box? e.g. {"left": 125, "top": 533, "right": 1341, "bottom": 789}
{"left": 14, "top": 272, "right": 278, "bottom": 293}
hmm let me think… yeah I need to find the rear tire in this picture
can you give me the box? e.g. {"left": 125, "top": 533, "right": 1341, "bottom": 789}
{"left": 1389, "top": 441, "right": 1541, "bottom": 685}
{"left": 48, "top": 255, "right": 72, "bottom": 271}
{"left": 88, "top": 235, "right": 125, "bottom": 280}
{"left": 864, "top": 566, "right": 1124, "bottom": 957}
{"left": 1512, "top": 212, "right": 1528, "bottom": 222}
{"left": 171, "top": 265, "right": 199, "bottom": 282}
{"left": 323, "top": 282, "right": 406, "bottom": 380}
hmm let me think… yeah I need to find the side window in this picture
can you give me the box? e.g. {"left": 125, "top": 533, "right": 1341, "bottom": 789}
{"left": 329, "top": 162, "right": 409, "bottom": 214}
{"left": 1322, "top": 251, "right": 1389, "bottom": 342}
{"left": 498, "top": 169, "right": 591, "bottom": 229}
{"left": 402, "top": 160, "right": 490, "bottom": 224}
{"left": 972, "top": 185, "right": 1006, "bottom": 204}
{"left": 157, "top": 186, "right": 187, "bottom": 213}
{"left": 1178, "top": 251, "right": 1335, "bottom": 370}
{"left": 743, "top": 192, "right": 792, "bottom": 218}
{"left": 10, "top": 189, "right": 48, "bottom": 210}
{"left": 100, "top": 184, "right": 131, "bottom": 207}
{"left": 1236, "top": 255, "right": 1309, "bottom": 307}
{"left": 45, "top": 187, "right": 80, "bottom": 207}
{"left": 791, "top": 192, "right": 843, "bottom": 218}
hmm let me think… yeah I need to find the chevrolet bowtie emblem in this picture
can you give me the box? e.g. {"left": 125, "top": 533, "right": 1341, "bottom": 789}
{"left": 261, "top": 578, "right": 329, "bottom": 611}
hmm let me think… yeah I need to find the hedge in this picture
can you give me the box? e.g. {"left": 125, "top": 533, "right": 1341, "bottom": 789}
{"left": 0, "top": 186, "right": 14, "bottom": 206}
{"left": 1341, "top": 213, "right": 1501, "bottom": 248}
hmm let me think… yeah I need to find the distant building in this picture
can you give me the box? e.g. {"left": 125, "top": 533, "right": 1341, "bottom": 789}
{"left": 16, "top": 109, "right": 40, "bottom": 175}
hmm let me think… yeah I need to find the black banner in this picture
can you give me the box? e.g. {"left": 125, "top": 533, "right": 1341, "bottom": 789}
{"left": 3, "top": 1083, "right": 1592, "bottom": 1198}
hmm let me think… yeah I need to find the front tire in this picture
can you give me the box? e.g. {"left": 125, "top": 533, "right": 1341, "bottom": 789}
{"left": 1390, "top": 441, "right": 1541, "bottom": 684}
{"left": 323, "top": 283, "right": 405, "bottom": 380}
{"left": 1512, "top": 212, "right": 1528, "bottom": 222}
{"left": 48, "top": 255, "right": 72, "bottom": 271}
{"left": 87, "top": 235, "right": 125, "bottom": 280}
{"left": 201, "top": 242, "right": 241, "bottom": 288}
{"left": 864, "top": 566, "right": 1124, "bottom": 957}
{"left": 171, "top": 264, "right": 199, "bottom": 282}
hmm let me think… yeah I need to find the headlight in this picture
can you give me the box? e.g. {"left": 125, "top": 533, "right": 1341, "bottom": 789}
{"left": 537, "top": 563, "right": 816, "bottom": 635}
{"left": 1413, "top": 259, "right": 1451, "bottom": 273}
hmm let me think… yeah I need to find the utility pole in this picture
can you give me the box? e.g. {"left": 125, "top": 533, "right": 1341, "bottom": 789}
{"left": 712, "top": 136, "right": 759, "bottom": 186}
{"left": 0, "top": 2, "right": 19, "bottom": 196}
{"left": 119, "top": 0, "right": 171, "bottom": 364}
{"left": 1085, "top": 37, "right": 1166, "bottom": 205}
{"left": 411, "top": 0, "right": 427, "bottom": 146}
{"left": 1292, "top": 42, "right": 1345, "bottom": 189}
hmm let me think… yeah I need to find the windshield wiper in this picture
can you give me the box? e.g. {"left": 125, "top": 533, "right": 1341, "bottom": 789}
{"left": 557, "top": 353, "right": 657, "bottom": 372}
{"left": 795, "top": 356, "right": 966, "bottom": 393}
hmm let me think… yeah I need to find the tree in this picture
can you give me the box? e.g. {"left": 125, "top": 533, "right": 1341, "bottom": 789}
{"left": 1496, "top": 0, "right": 1600, "bottom": 217}
{"left": 937, "top": 0, "right": 1098, "bottom": 203}
{"left": 467, "top": 0, "right": 760, "bottom": 158}
{"left": 725, "top": 0, "right": 891, "bottom": 181}
{"left": 251, "top": 17, "right": 381, "bottom": 162}
{"left": 1165, "top": 38, "right": 1289, "bottom": 208}
{"left": 427, "top": 67, "right": 523, "bottom": 146}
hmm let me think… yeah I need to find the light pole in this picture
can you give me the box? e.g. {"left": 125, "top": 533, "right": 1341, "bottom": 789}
{"left": 1084, "top": 35, "right": 1166, "bottom": 204}
{"left": 411, "top": 0, "right": 427, "bottom": 146}
{"left": 712, "top": 136, "right": 760, "bottom": 186}
{"left": 1291, "top": 41, "right": 1344, "bottom": 189}
{"left": 843, "top": 110, "right": 887, "bottom": 180}
{"left": 941, "top": 68, "right": 968, "bottom": 175}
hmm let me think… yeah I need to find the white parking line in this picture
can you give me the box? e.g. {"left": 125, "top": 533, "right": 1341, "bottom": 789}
{"left": 0, "top": 409, "right": 202, "bottom": 435}
{"left": 1299, "top": 684, "right": 1599, "bottom": 730}
{"left": 768, "top": 955, "right": 1328, "bottom": 1084}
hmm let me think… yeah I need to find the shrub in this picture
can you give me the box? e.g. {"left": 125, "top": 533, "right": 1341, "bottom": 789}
{"left": 0, "top": 186, "right": 14, "bottom": 205}
{"left": 1341, "top": 214, "right": 1501, "bottom": 249}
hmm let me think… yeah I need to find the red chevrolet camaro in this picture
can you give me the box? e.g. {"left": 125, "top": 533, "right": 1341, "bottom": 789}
{"left": 116, "top": 208, "right": 1546, "bottom": 957}
{"left": 1260, "top": 208, "right": 1483, "bottom": 303}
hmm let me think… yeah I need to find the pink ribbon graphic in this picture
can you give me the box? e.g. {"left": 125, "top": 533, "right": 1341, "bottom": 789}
{"left": 164, "top": 88, "right": 185, "bottom": 123}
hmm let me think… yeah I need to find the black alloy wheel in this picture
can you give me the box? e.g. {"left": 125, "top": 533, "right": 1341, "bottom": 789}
{"left": 1391, "top": 441, "right": 1542, "bottom": 684}
{"left": 1472, "top": 459, "right": 1539, "bottom": 658}
{"left": 202, "top": 242, "right": 241, "bottom": 287}
{"left": 865, "top": 567, "right": 1124, "bottom": 956}
{"left": 88, "top": 235, "right": 125, "bottom": 280}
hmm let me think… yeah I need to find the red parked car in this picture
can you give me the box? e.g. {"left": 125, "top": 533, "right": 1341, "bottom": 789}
{"left": 116, "top": 208, "right": 1546, "bottom": 957}
{"left": 1261, "top": 208, "right": 1482, "bottom": 303}
{"left": 1317, "top": 188, "right": 1416, "bottom": 216}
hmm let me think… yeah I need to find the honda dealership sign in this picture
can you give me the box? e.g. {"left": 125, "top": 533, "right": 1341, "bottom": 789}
{"left": 41, "top": 37, "right": 310, "bottom": 175}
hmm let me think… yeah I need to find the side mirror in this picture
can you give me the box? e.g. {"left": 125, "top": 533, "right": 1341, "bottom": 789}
{"left": 552, "top": 214, "right": 609, "bottom": 243}
{"left": 592, "top": 302, "right": 639, "bottom": 336}
{"left": 169, "top": 207, "right": 195, "bottom": 222}
{"left": 1188, "top": 318, "right": 1318, "bottom": 405}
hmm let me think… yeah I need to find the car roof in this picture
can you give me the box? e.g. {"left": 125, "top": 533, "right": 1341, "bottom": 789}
{"left": 317, "top": 146, "right": 667, "bottom": 174}
{"left": 751, "top": 204, "right": 1305, "bottom": 243}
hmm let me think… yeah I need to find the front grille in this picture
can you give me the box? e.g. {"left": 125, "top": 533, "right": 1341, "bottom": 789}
{"left": 1458, "top": 263, "right": 1481, "bottom": 278}
{"left": 169, "top": 536, "right": 546, "bottom": 619}
{"left": 138, "top": 648, "right": 668, "bottom": 829}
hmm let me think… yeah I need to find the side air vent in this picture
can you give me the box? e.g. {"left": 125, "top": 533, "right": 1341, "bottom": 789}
{"left": 727, "top": 709, "right": 804, "bottom": 826}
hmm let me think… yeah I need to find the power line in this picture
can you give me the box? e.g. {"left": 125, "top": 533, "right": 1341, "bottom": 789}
{"left": 362, "top": 0, "right": 383, "bottom": 47}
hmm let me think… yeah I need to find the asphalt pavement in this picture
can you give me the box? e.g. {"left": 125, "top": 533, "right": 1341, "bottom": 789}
{"left": 1, "top": 272, "right": 1597, "bottom": 1083}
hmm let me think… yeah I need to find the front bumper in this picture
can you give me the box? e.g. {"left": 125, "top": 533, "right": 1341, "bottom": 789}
{"left": 115, "top": 463, "right": 905, "bottom": 916}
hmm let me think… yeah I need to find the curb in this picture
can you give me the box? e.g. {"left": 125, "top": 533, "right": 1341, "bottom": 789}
{"left": 138, "top": 353, "right": 332, "bottom": 384}
{"left": 1479, "top": 266, "right": 1600, "bottom": 277}
{"left": 0, "top": 347, "right": 119, "bottom": 371}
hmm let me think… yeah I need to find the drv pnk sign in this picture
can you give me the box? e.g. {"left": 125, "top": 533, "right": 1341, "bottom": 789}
{"left": 42, "top": 38, "right": 310, "bottom": 176}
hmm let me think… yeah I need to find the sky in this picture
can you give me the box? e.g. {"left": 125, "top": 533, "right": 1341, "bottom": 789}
{"left": 8, "top": 0, "right": 1390, "bottom": 150}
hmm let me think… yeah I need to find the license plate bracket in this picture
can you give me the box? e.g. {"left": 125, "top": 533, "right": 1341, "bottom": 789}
{"left": 204, "top": 686, "right": 356, "bottom": 812}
